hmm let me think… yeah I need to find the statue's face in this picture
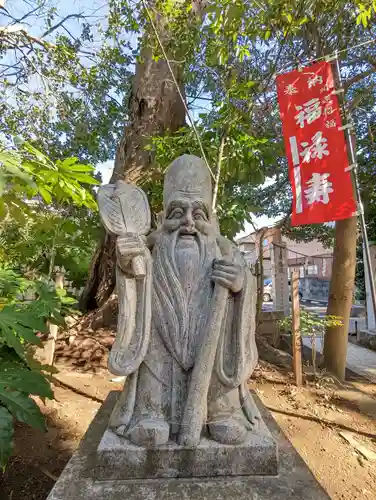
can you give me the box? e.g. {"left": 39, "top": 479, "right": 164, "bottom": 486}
{"left": 163, "top": 199, "right": 212, "bottom": 237}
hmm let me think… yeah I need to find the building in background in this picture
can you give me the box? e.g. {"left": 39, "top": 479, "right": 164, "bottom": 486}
{"left": 236, "top": 228, "right": 333, "bottom": 280}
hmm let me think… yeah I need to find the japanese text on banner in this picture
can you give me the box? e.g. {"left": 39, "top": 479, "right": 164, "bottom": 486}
{"left": 276, "top": 61, "right": 356, "bottom": 226}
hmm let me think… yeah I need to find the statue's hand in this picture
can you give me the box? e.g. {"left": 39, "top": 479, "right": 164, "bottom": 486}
{"left": 116, "top": 234, "right": 146, "bottom": 274}
{"left": 212, "top": 259, "right": 245, "bottom": 293}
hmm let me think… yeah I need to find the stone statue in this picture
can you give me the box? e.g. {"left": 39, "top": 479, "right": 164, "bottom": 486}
{"left": 98, "top": 154, "right": 258, "bottom": 449}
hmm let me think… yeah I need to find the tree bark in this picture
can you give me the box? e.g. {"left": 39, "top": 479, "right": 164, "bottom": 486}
{"left": 80, "top": 25, "right": 186, "bottom": 311}
{"left": 323, "top": 216, "right": 357, "bottom": 381}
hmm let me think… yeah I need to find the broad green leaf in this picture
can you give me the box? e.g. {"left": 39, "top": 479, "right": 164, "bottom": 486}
{"left": 59, "top": 157, "right": 79, "bottom": 167}
{"left": 25, "top": 355, "right": 58, "bottom": 375}
{"left": 0, "top": 329, "right": 24, "bottom": 358}
{"left": 0, "top": 305, "right": 47, "bottom": 334}
{"left": 0, "top": 406, "right": 13, "bottom": 469}
{"left": 0, "top": 364, "right": 53, "bottom": 399}
{"left": 0, "top": 386, "right": 45, "bottom": 430}
{"left": 0, "top": 152, "right": 21, "bottom": 166}
{"left": 38, "top": 186, "right": 52, "bottom": 204}
{"left": 22, "top": 143, "right": 51, "bottom": 166}
{"left": 69, "top": 173, "right": 100, "bottom": 185}
{"left": 63, "top": 163, "right": 95, "bottom": 173}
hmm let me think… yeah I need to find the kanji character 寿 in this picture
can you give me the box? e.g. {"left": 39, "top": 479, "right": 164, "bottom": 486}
{"left": 304, "top": 173, "right": 333, "bottom": 205}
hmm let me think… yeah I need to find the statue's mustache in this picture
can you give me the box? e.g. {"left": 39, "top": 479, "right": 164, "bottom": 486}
{"left": 179, "top": 226, "right": 198, "bottom": 236}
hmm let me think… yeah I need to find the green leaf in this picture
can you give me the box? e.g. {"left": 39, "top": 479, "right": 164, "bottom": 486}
{"left": 0, "top": 330, "right": 24, "bottom": 358}
{"left": 38, "top": 186, "right": 52, "bottom": 204}
{"left": 0, "top": 386, "right": 45, "bottom": 430}
{"left": 25, "top": 355, "right": 58, "bottom": 375}
{"left": 59, "top": 158, "right": 95, "bottom": 173}
{"left": 0, "top": 305, "right": 46, "bottom": 348}
{"left": 59, "top": 157, "right": 79, "bottom": 167}
{"left": 69, "top": 173, "right": 100, "bottom": 185}
{"left": 65, "top": 163, "right": 95, "bottom": 173}
{"left": 0, "top": 161, "right": 32, "bottom": 184}
{"left": 0, "top": 364, "right": 53, "bottom": 399}
{"left": 286, "top": 13, "right": 292, "bottom": 23}
{"left": 22, "top": 143, "right": 51, "bottom": 166}
{"left": 0, "top": 406, "right": 13, "bottom": 469}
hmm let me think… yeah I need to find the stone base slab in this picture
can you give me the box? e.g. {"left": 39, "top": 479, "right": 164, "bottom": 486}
{"left": 47, "top": 391, "right": 329, "bottom": 500}
{"left": 94, "top": 410, "right": 277, "bottom": 479}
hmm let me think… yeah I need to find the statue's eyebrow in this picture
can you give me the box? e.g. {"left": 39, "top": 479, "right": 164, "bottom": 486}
{"left": 192, "top": 201, "right": 209, "bottom": 216}
{"left": 166, "top": 200, "right": 189, "bottom": 212}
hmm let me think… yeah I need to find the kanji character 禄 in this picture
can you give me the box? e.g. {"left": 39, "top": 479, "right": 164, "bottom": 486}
{"left": 300, "top": 131, "right": 330, "bottom": 163}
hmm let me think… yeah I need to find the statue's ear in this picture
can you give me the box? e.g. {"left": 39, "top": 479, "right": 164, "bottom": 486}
{"left": 211, "top": 211, "right": 220, "bottom": 234}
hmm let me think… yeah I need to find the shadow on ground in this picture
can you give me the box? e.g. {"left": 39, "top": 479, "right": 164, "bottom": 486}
{"left": 0, "top": 370, "right": 117, "bottom": 500}
{"left": 0, "top": 414, "right": 74, "bottom": 500}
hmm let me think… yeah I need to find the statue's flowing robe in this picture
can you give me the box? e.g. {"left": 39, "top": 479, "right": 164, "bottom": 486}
{"left": 109, "top": 235, "right": 258, "bottom": 435}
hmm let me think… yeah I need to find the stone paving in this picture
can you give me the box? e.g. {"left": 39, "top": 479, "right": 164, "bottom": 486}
{"left": 302, "top": 336, "right": 376, "bottom": 382}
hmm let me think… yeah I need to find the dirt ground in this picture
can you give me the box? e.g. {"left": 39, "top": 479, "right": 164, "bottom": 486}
{"left": 1, "top": 362, "right": 376, "bottom": 500}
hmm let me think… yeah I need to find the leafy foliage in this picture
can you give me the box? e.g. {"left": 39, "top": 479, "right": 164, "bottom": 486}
{"left": 0, "top": 140, "right": 99, "bottom": 210}
{"left": 279, "top": 311, "right": 343, "bottom": 338}
{"left": 0, "top": 1, "right": 131, "bottom": 164}
{"left": 0, "top": 138, "right": 100, "bottom": 286}
{"left": 0, "top": 271, "right": 75, "bottom": 468}
{"left": 0, "top": 269, "right": 31, "bottom": 308}
{"left": 279, "top": 310, "right": 343, "bottom": 374}
{"left": 144, "top": 122, "right": 268, "bottom": 237}
{"left": 0, "top": 136, "right": 97, "bottom": 467}
{"left": 0, "top": 406, "right": 13, "bottom": 468}
{"left": 2, "top": 1, "right": 376, "bottom": 242}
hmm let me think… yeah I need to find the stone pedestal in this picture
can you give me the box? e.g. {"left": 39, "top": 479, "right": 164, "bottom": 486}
{"left": 94, "top": 403, "right": 277, "bottom": 480}
{"left": 47, "top": 391, "right": 329, "bottom": 500}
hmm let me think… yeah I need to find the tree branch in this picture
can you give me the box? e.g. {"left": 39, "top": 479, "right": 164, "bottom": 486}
{"left": 14, "top": 2, "right": 46, "bottom": 24}
{"left": 345, "top": 68, "right": 374, "bottom": 91}
{"left": 41, "top": 13, "right": 85, "bottom": 39}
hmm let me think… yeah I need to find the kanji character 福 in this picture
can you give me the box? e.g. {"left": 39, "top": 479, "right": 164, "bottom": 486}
{"left": 284, "top": 83, "right": 298, "bottom": 96}
{"left": 300, "top": 131, "right": 330, "bottom": 163}
{"left": 304, "top": 173, "right": 333, "bottom": 205}
{"left": 295, "top": 98, "right": 322, "bottom": 128}
{"left": 307, "top": 74, "right": 323, "bottom": 89}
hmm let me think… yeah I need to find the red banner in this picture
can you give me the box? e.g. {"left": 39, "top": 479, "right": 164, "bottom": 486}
{"left": 276, "top": 61, "right": 356, "bottom": 225}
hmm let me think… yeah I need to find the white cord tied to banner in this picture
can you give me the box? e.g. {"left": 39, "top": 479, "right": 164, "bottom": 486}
{"left": 275, "top": 38, "right": 376, "bottom": 77}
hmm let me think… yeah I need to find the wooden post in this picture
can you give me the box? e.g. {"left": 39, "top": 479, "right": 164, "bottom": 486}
{"left": 291, "top": 271, "right": 303, "bottom": 386}
{"left": 46, "top": 270, "right": 65, "bottom": 365}
{"left": 356, "top": 320, "right": 361, "bottom": 343}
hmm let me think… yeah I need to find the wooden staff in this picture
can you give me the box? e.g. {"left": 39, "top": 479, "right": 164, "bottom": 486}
{"left": 179, "top": 283, "right": 228, "bottom": 447}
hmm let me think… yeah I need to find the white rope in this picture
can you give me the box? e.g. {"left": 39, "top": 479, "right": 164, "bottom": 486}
{"left": 275, "top": 37, "right": 376, "bottom": 76}
{"left": 141, "top": 0, "right": 215, "bottom": 180}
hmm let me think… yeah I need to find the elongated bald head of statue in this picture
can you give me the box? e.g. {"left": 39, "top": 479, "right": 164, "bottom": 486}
{"left": 162, "top": 155, "right": 213, "bottom": 238}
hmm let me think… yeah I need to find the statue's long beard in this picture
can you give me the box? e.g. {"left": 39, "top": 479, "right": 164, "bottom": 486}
{"left": 152, "top": 230, "right": 217, "bottom": 370}
{"left": 175, "top": 237, "right": 202, "bottom": 301}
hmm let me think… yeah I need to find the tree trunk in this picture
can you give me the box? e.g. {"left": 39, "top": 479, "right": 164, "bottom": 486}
{"left": 80, "top": 26, "right": 186, "bottom": 311}
{"left": 323, "top": 216, "right": 357, "bottom": 380}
